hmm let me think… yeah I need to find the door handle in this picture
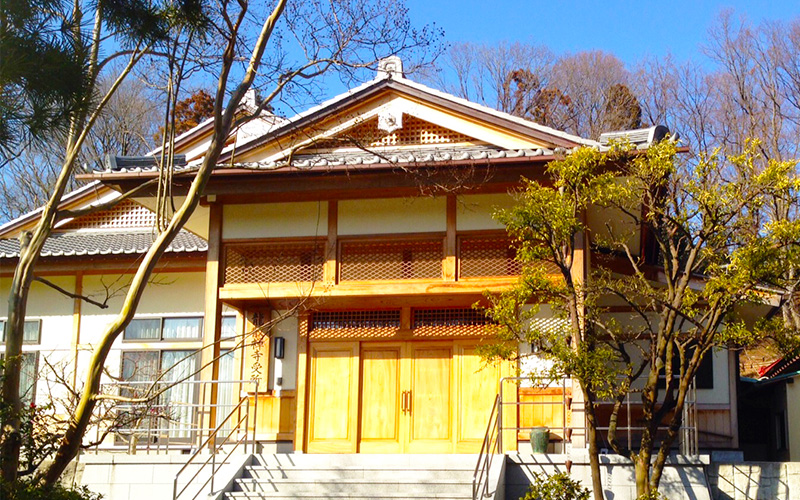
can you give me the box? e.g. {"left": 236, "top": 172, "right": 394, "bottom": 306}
{"left": 401, "top": 391, "right": 411, "bottom": 413}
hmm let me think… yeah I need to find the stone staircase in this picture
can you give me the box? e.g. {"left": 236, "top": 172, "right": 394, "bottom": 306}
{"left": 222, "top": 454, "right": 483, "bottom": 499}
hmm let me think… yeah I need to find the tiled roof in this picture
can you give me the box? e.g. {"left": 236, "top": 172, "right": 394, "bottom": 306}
{"left": 103, "top": 146, "right": 559, "bottom": 173}
{"left": 235, "top": 146, "right": 558, "bottom": 170}
{"left": 0, "top": 230, "right": 207, "bottom": 258}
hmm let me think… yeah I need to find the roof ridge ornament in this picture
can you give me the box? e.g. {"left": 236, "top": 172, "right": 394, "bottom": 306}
{"left": 377, "top": 56, "right": 404, "bottom": 79}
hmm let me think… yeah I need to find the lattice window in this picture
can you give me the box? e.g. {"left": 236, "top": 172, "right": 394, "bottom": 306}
{"left": 412, "top": 308, "right": 496, "bottom": 337}
{"left": 308, "top": 310, "right": 401, "bottom": 340}
{"left": 339, "top": 239, "right": 443, "bottom": 281}
{"left": 224, "top": 242, "right": 325, "bottom": 285}
{"left": 459, "top": 235, "right": 522, "bottom": 278}
{"left": 312, "top": 116, "right": 475, "bottom": 149}
{"left": 60, "top": 200, "right": 157, "bottom": 230}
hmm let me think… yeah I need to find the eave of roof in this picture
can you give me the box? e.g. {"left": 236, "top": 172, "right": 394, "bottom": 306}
{"left": 0, "top": 229, "right": 207, "bottom": 259}
{"left": 0, "top": 181, "right": 110, "bottom": 238}
{"left": 81, "top": 147, "right": 561, "bottom": 181}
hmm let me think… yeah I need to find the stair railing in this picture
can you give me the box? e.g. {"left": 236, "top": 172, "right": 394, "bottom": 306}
{"left": 472, "top": 394, "right": 500, "bottom": 500}
{"left": 172, "top": 380, "right": 258, "bottom": 500}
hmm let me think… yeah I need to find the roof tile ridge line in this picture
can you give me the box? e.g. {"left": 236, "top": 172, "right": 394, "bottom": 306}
{"left": 391, "top": 76, "right": 598, "bottom": 147}
{"left": 0, "top": 181, "right": 108, "bottom": 237}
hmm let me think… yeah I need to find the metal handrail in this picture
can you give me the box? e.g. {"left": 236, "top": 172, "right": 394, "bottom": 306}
{"left": 172, "top": 380, "right": 258, "bottom": 500}
{"left": 472, "top": 394, "right": 500, "bottom": 500}
{"left": 496, "top": 376, "right": 699, "bottom": 456}
{"left": 94, "top": 379, "right": 258, "bottom": 454}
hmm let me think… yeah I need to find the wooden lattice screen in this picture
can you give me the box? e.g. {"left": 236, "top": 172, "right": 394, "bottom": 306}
{"left": 60, "top": 199, "right": 157, "bottom": 230}
{"left": 224, "top": 241, "right": 325, "bottom": 285}
{"left": 459, "top": 235, "right": 522, "bottom": 278}
{"left": 312, "top": 116, "right": 476, "bottom": 149}
{"left": 308, "top": 310, "right": 401, "bottom": 340}
{"left": 339, "top": 239, "right": 443, "bottom": 281}
{"left": 411, "top": 308, "right": 496, "bottom": 337}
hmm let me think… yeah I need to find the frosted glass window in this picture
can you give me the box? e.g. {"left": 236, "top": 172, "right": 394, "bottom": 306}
{"left": 162, "top": 318, "right": 203, "bottom": 340}
{"left": 221, "top": 316, "right": 237, "bottom": 339}
{"left": 1, "top": 320, "right": 42, "bottom": 344}
{"left": 124, "top": 319, "right": 161, "bottom": 340}
{"left": 215, "top": 350, "right": 237, "bottom": 430}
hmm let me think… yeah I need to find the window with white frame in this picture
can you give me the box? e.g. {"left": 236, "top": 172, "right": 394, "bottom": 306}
{"left": 118, "top": 315, "right": 238, "bottom": 442}
{"left": 0, "top": 319, "right": 41, "bottom": 404}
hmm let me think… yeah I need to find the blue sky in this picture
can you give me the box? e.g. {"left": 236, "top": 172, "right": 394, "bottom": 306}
{"left": 406, "top": 0, "right": 800, "bottom": 66}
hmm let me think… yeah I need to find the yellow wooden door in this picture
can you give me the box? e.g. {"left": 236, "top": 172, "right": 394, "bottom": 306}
{"left": 454, "top": 341, "right": 501, "bottom": 452}
{"left": 406, "top": 342, "right": 454, "bottom": 453}
{"left": 359, "top": 343, "right": 404, "bottom": 453}
{"left": 307, "top": 342, "right": 359, "bottom": 453}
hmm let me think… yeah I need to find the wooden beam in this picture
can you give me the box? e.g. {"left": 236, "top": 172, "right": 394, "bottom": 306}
{"left": 201, "top": 203, "right": 223, "bottom": 439}
{"left": 70, "top": 272, "right": 83, "bottom": 389}
{"left": 324, "top": 200, "right": 338, "bottom": 283}
{"left": 0, "top": 257, "right": 206, "bottom": 277}
{"left": 444, "top": 195, "right": 457, "bottom": 281}
{"left": 219, "top": 277, "right": 522, "bottom": 301}
{"left": 294, "top": 313, "right": 310, "bottom": 452}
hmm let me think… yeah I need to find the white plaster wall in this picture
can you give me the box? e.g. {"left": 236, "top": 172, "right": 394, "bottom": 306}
{"left": 78, "top": 272, "right": 206, "bottom": 377}
{"left": 1, "top": 276, "right": 78, "bottom": 407}
{"left": 222, "top": 201, "right": 327, "bottom": 240}
{"left": 269, "top": 311, "right": 298, "bottom": 391}
{"left": 338, "top": 196, "right": 445, "bottom": 235}
{"left": 456, "top": 193, "right": 516, "bottom": 231}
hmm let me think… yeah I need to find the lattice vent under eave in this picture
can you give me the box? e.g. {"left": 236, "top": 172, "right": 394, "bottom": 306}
{"left": 60, "top": 199, "right": 157, "bottom": 230}
{"left": 312, "top": 115, "right": 476, "bottom": 149}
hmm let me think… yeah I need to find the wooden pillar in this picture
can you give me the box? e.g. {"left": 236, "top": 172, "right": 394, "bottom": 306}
{"left": 201, "top": 203, "right": 223, "bottom": 440}
{"left": 70, "top": 272, "right": 83, "bottom": 389}
{"left": 443, "top": 194, "right": 457, "bottom": 281}
{"left": 294, "top": 313, "right": 310, "bottom": 452}
{"left": 323, "top": 200, "right": 338, "bottom": 284}
{"left": 728, "top": 349, "right": 739, "bottom": 449}
{"left": 570, "top": 212, "right": 589, "bottom": 449}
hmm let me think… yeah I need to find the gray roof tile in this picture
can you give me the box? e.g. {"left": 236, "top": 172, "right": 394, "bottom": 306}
{"left": 0, "top": 230, "right": 207, "bottom": 258}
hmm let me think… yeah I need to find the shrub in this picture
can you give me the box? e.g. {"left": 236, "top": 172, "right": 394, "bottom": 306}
{"left": 0, "top": 480, "right": 102, "bottom": 500}
{"left": 520, "top": 472, "right": 590, "bottom": 500}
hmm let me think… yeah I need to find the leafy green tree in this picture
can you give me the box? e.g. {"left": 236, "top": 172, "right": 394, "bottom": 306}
{"left": 484, "top": 140, "right": 797, "bottom": 498}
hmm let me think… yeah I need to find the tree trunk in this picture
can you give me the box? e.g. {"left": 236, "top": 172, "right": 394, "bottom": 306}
{"left": 634, "top": 456, "right": 651, "bottom": 498}
{"left": 582, "top": 390, "right": 605, "bottom": 500}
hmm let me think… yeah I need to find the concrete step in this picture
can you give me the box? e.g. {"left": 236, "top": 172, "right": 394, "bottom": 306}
{"left": 251, "top": 454, "right": 479, "bottom": 469}
{"left": 224, "top": 494, "right": 472, "bottom": 500}
{"left": 242, "top": 465, "right": 475, "bottom": 481}
{"left": 232, "top": 477, "right": 472, "bottom": 495}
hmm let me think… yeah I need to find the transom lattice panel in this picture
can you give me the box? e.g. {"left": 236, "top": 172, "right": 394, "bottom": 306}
{"left": 412, "top": 308, "right": 496, "bottom": 337}
{"left": 459, "top": 235, "right": 522, "bottom": 278}
{"left": 313, "top": 116, "right": 476, "bottom": 149}
{"left": 339, "top": 239, "right": 443, "bottom": 281}
{"left": 61, "top": 199, "right": 157, "bottom": 230}
{"left": 224, "top": 242, "right": 324, "bottom": 285}
{"left": 308, "top": 310, "right": 401, "bottom": 340}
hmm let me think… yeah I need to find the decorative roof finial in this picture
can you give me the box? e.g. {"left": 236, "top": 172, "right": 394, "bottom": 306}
{"left": 377, "top": 56, "right": 404, "bottom": 79}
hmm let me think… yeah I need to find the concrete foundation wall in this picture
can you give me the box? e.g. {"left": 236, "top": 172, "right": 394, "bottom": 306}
{"left": 505, "top": 453, "right": 711, "bottom": 500}
{"left": 708, "top": 462, "right": 800, "bottom": 500}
